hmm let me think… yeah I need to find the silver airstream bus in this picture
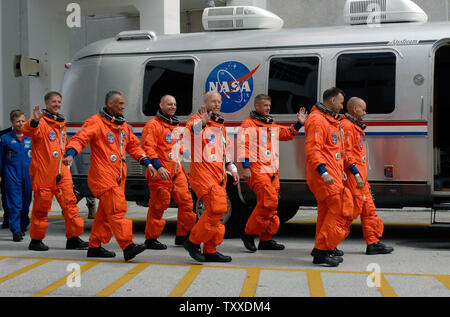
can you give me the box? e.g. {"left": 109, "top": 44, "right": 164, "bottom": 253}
{"left": 61, "top": 0, "right": 450, "bottom": 235}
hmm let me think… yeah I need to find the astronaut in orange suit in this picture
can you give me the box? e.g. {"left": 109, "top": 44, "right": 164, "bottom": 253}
{"left": 238, "top": 94, "right": 307, "bottom": 252}
{"left": 63, "top": 90, "right": 157, "bottom": 261}
{"left": 183, "top": 91, "right": 239, "bottom": 263}
{"left": 342, "top": 97, "right": 394, "bottom": 255}
{"left": 22, "top": 91, "right": 88, "bottom": 252}
{"left": 305, "top": 87, "right": 354, "bottom": 267}
{"left": 142, "top": 95, "right": 196, "bottom": 249}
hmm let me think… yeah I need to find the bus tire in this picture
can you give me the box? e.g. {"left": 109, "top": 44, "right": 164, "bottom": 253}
{"left": 278, "top": 205, "right": 300, "bottom": 223}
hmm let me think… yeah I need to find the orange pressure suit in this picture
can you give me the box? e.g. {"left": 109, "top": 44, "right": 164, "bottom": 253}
{"left": 239, "top": 111, "right": 302, "bottom": 241}
{"left": 304, "top": 104, "right": 353, "bottom": 251}
{"left": 22, "top": 111, "right": 84, "bottom": 241}
{"left": 342, "top": 114, "right": 384, "bottom": 245}
{"left": 142, "top": 111, "right": 196, "bottom": 240}
{"left": 184, "top": 113, "right": 232, "bottom": 254}
{"left": 65, "top": 110, "right": 150, "bottom": 250}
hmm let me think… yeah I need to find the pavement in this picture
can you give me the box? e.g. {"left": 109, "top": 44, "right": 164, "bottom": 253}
{"left": 0, "top": 199, "right": 449, "bottom": 299}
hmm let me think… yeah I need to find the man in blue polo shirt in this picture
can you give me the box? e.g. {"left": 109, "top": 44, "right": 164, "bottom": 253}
{"left": 0, "top": 110, "right": 32, "bottom": 242}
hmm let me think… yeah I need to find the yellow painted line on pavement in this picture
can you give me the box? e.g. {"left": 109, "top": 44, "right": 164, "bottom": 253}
{"left": 32, "top": 261, "right": 99, "bottom": 297}
{"left": 169, "top": 265, "right": 203, "bottom": 297}
{"left": 0, "top": 259, "right": 52, "bottom": 284}
{"left": 377, "top": 273, "right": 398, "bottom": 297}
{"left": 240, "top": 268, "right": 260, "bottom": 297}
{"left": 2, "top": 256, "right": 450, "bottom": 278}
{"left": 1, "top": 255, "right": 449, "bottom": 297}
{"left": 96, "top": 263, "right": 151, "bottom": 297}
{"left": 306, "top": 270, "right": 325, "bottom": 297}
{"left": 435, "top": 275, "right": 450, "bottom": 289}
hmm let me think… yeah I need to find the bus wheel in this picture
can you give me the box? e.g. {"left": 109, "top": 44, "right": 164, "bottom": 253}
{"left": 278, "top": 205, "right": 300, "bottom": 223}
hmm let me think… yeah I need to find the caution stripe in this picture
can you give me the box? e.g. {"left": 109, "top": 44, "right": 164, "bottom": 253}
{"left": 0, "top": 259, "right": 53, "bottom": 285}
{"left": 240, "top": 268, "right": 261, "bottom": 297}
{"left": 1, "top": 256, "right": 449, "bottom": 297}
{"left": 169, "top": 265, "right": 203, "bottom": 297}
{"left": 32, "top": 261, "right": 99, "bottom": 297}
{"left": 96, "top": 263, "right": 151, "bottom": 297}
{"left": 435, "top": 275, "right": 450, "bottom": 289}
{"left": 376, "top": 273, "right": 398, "bottom": 297}
{"left": 307, "top": 270, "right": 325, "bottom": 297}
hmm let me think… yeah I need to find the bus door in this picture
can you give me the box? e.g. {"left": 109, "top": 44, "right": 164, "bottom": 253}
{"left": 432, "top": 40, "right": 450, "bottom": 194}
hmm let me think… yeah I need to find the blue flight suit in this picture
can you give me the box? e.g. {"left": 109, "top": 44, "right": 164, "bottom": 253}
{"left": 0, "top": 131, "right": 32, "bottom": 235}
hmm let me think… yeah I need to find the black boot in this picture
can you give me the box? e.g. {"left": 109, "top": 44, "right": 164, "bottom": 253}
{"left": 66, "top": 237, "right": 89, "bottom": 250}
{"left": 175, "top": 235, "right": 189, "bottom": 246}
{"left": 258, "top": 240, "right": 285, "bottom": 250}
{"left": 366, "top": 242, "right": 394, "bottom": 255}
{"left": 330, "top": 248, "right": 344, "bottom": 257}
{"left": 184, "top": 239, "right": 205, "bottom": 262}
{"left": 144, "top": 239, "right": 167, "bottom": 250}
{"left": 241, "top": 234, "right": 257, "bottom": 252}
{"left": 87, "top": 246, "right": 116, "bottom": 258}
{"left": 311, "top": 248, "right": 341, "bottom": 267}
{"left": 13, "top": 232, "right": 23, "bottom": 242}
{"left": 330, "top": 252, "right": 344, "bottom": 263}
{"left": 203, "top": 252, "right": 232, "bottom": 262}
{"left": 28, "top": 239, "right": 49, "bottom": 251}
{"left": 123, "top": 243, "right": 146, "bottom": 261}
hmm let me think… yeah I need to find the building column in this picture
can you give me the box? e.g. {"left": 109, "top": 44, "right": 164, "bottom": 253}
{"left": 25, "top": 0, "right": 70, "bottom": 109}
{"left": 133, "top": 0, "right": 180, "bottom": 34}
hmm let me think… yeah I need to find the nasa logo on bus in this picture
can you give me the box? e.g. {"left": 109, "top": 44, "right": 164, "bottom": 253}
{"left": 205, "top": 61, "right": 260, "bottom": 114}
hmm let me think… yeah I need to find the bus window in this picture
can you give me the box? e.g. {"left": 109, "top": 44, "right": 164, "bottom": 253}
{"left": 268, "top": 56, "right": 319, "bottom": 114}
{"left": 336, "top": 52, "right": 396, "bottom": 114}
{"left": 142, "top": 59, "right": 195, "bottom": 116}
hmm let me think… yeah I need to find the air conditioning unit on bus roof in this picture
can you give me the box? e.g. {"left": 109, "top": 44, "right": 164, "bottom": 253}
{"left": 344, "top": 0, "right": 428, "bottom": 25}
{"left": 202, "top": 6, "right": 284, "bottom": 31}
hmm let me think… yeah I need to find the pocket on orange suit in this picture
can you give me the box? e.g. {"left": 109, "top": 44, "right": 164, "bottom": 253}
{"left": 263, "top": 184, "right": 278, "bottom": 210}
{"left": 111, "top": 187, "right": 127, "bottom": 216}
{"left": 341, "top": 187, "right": 354, "bottom": 219}
{"left": 34, "top": 188, "right": 54, "bottom": 213}
{"left": 152, "top": 187, "right": 172, "bottom": 211}
{"left": 209, "top": 184, "right": 228, "bottom": 214}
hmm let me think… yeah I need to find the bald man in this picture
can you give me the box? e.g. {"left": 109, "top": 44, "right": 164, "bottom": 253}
{"left": 142, "top": 95, "right": 196, "bottom": 249}
{"left": 183, "top": 91, "right": 239, "bottom": 263}
{"left": 342, "top": 97, "right": 393, "bottom": 255}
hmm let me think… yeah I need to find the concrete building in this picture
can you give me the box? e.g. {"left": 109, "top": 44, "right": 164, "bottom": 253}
{"left": 1, "top": 0, "right": 449, "bottom": 127}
